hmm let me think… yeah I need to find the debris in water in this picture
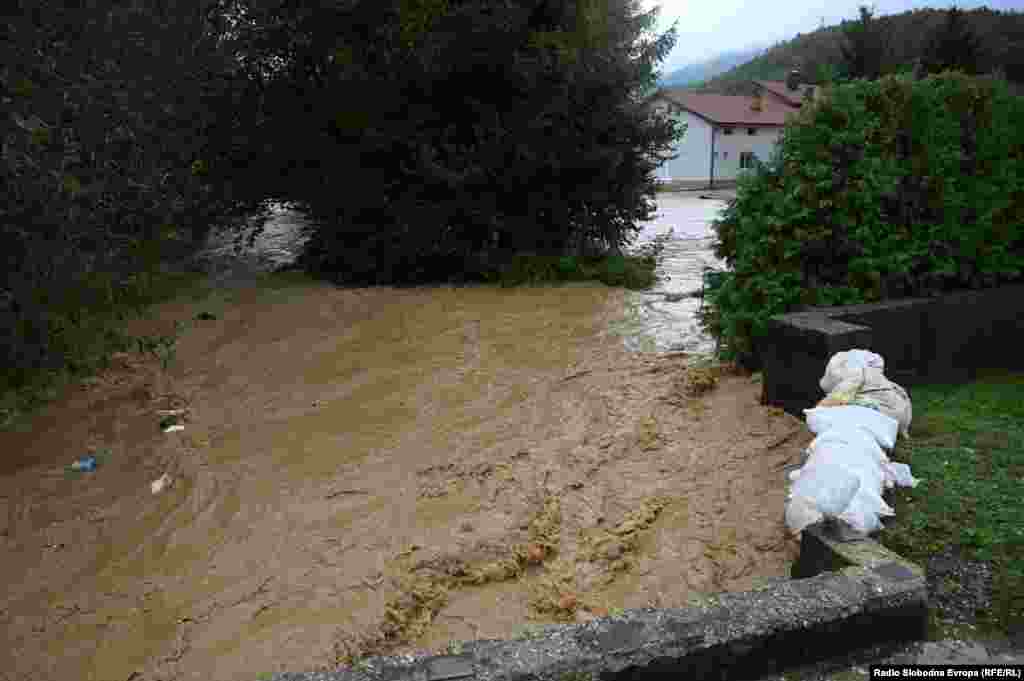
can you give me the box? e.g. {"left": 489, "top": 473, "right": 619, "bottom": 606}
{"left": 151, "top": 473, "right": 173, "bottom": 494}
{"left": 70, "top": 456, "right": 97, "bottom": 472}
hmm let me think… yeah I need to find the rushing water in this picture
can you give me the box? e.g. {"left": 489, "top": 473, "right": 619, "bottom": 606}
{"left": 194, "top": 194, "right": 730, "bottom": 355}
{"left": 2, "top": 193, "right": 811, "bottom": 681}
{"left": 619, "top": 195, "right": 729, "bottom": 355}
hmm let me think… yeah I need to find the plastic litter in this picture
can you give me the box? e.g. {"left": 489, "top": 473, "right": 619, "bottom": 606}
{"left": 162, "top": 424, "right": 185, "bottom": 433}
{"left": 70, "top": 456, "right": 97, "bottom": 472}
{"left": 151, "top": 473, "right": 173, "bottom": 494}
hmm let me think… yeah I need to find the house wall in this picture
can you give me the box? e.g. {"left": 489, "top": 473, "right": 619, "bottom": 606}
{"left": 651, "top": 103, "right": 713, "bottom": 182}
{"left": 712, "top": 126, "right": 782, "bottom": 181}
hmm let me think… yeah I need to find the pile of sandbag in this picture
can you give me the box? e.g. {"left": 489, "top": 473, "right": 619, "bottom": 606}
{"left": 785, "top": 349, "right": 920, "bottom": 537}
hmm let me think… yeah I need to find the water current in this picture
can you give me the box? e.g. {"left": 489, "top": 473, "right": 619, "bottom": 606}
{"left": 194, "top": 193, "right": 731, "bottom": 356}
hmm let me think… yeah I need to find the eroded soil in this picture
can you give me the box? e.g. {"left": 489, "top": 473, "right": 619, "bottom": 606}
{"left": 0, "top": 278, "right": 812, "bottom": 681}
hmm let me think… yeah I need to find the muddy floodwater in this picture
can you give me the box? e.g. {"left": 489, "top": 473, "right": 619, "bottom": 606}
{"left": 0, "top": 195, "right": 813, "bottom": 681}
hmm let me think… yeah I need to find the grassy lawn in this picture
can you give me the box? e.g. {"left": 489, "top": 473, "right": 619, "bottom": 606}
{"left": 880, "top": 368, "right": 1024, "bottom": 638}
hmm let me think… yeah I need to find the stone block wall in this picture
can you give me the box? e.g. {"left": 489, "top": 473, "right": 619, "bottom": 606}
{"left": 760, "top": 284, "right": 1024, "bottom": 419}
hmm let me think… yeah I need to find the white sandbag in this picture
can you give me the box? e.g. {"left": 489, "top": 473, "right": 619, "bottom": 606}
{"left": 817, "top": 349, "right": 913, "bottom": 439}
{"left": 785, "top": 495, "right": 823, "bottom": 534}
{"left": 838, "top": 483, "right": 895, "bottom": 533}
{"left": 850, "top": 372, "right": 913, "bottom": 440}
{"left": 885, "top": 461, "right": 920, "bottom": 488}
{"left": 809, "top": 425, "right": 890, "bottom": 467}
{"left": 785, "top": 350, "right": 920, "bottom": 536}
{"left": 803, "top": 438, "right": 887, "bottom": 495}
{"left": 790, "top": 426, "right": 890, "bottom": 486}
{"left": 789, "top": 461, "right": 860, "bottom": 517}
{"left": 805, "top": 405, "right": 899, "bottom": 450}
{"left": 820, "top": 350, "right": 885, "bottom": 393}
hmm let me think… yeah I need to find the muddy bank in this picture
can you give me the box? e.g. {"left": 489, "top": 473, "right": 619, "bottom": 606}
{"left": 0, "top": 277, "right": 811, "bottom": 681}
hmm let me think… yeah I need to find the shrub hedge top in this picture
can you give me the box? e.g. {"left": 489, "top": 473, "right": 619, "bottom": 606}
{"left": 703, "top": 72, "right": 1024, "bottom": 362}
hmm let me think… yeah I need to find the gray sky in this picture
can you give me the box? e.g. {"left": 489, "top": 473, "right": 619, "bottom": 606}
{"left": 641, "top": 0, "right": 1024, "bottom": 72}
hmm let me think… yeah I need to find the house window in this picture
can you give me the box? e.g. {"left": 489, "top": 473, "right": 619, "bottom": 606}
{"left": 722, "top": 151, "right": 728, "bottom": 159}
{"left": 721, "top": 127, "right": 733, "bottom": 135}
{"left": 740, "top": 151, "right": 757, "bottom": 169}
{"left": 748, "top": 127, "right": 757, "bottom": 135}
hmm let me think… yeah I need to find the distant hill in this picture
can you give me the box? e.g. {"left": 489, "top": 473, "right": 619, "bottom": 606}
{"left": 688, "top": 6, "right": 1024, "bottom": 96}
{"left": 657, "top": 45, "right": 768, "bottom": 88}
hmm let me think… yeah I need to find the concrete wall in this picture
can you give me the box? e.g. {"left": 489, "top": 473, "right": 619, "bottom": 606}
{"left": 759, "top": 284, "right": 1024, "bottom": 419}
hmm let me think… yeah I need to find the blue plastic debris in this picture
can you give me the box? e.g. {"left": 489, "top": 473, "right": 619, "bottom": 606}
{"left": 70, "top": 456, "right": 97, "bottom": 472}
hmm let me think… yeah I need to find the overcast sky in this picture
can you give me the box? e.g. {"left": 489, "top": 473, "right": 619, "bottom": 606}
{"left": 641, "top": 0, "right": 1024, "bottom": 72}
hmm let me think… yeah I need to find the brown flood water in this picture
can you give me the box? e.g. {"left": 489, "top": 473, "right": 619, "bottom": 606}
{"left": 0, "top": 276, "right": 812, "bottom": 681}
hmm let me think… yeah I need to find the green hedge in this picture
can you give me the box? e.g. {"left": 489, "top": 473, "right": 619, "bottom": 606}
{"left": 700, "top": 72, "right": 1024, "bottom": 364}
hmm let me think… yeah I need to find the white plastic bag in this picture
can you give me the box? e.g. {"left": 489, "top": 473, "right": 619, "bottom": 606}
{"left": 789, "top": 461, "right": 860, "bottom": 517}
{"left": 818, "top": 349, "right": 912, "bottom": 439}
{"left": 820, "top": 350, "right": 885, "bottom": 393}
{"left": 808, "top": 425, "right": 890, "bottom": 466}
{"left": 837, "top": 487, "right": 894, "bottom": 534}
{"left": 850, "top": 373, "right": 913, "bottom": 439}
{"left": 805, "top": 405, "right": 899, "bottom": 450}
{"left": 786, "top": 351, "right": 920, "bottom": 535}
{"left": 803, "top": 438, "right": 887, "bottom": 495}
{"left": 885, "top": 461, "right": 920, "bottom": 488}
{"left": 785, "top": 495, "right": 823, "bottom": 534}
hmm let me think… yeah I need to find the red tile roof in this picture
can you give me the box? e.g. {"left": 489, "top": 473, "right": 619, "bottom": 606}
{"left": 754, "top": 80, "right": 818, "bottom": 107}
{"left": 651, "top": 88, "right": 798, "bottom": 127}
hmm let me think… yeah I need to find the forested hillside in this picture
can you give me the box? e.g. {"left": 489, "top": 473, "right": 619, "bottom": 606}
{"left": 658, "top": 44, "right": 766, "bottom": 87}
{"left": 692, "top": 6, "right": 1024, "bottom": 95}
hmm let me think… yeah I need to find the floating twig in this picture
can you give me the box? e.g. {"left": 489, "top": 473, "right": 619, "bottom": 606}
{"left": 765, "top": 430, "right": 802, "bottom": 451}
{"left": 325, "top": 488, "right": 369, "bottom": 499}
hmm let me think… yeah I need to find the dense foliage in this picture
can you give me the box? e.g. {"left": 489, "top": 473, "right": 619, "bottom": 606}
{"left": 213, "top": 0, "right": 682, "bottom": 285}
{"left": 1, "top": 0, "right": 682, "bottom": 420}
{"left": 1, "top": 0, "right": 268, "bottom": 389}
{"left": 838, "top": 6, "right": 889, "bottom": 81}
{"left": 699, "top": 72, "right": 1024, "bottom": 366}
{"left": 920, "top": 6, "right": 985, "bottom": 77}
{"left": 696, "top": 6, "right": 1024, "bottom": 95}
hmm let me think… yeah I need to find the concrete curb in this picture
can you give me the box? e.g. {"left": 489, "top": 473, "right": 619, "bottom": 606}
{"left": 266, "top": 523, "right": 928, "bottom": 681}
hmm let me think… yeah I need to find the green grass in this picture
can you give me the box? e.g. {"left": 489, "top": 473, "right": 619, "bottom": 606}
{"left": 880, "top": 368, "right": 1024, "bottom": 637}
{"left": 0, "top": 263, "right": 337, "bottom": 432}
{"left": 0, "top": 264, "right": 212, "bottom": 430}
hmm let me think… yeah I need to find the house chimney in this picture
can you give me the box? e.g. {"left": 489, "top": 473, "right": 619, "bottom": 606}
{"left": 786, "top": 69, "right": 801, "bottom": 91}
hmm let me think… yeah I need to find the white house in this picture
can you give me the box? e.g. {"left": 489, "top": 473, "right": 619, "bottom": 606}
{"left": 647, "top": 77, "right": 815, "bottom": 187}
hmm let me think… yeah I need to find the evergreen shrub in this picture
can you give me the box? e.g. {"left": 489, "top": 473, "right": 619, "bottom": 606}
{"left": 700, "top": 72, "right": 1024, "bottom": 365}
